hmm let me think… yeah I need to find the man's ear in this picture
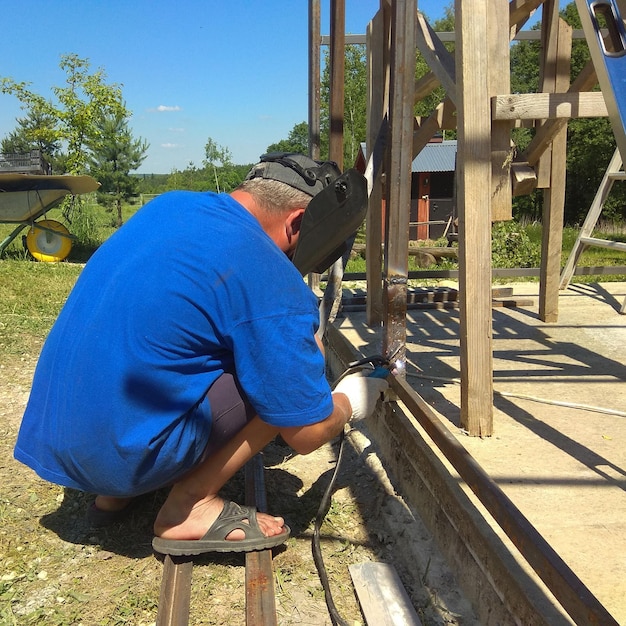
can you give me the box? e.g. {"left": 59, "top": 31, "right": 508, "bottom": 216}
{"left": 287, "top": 208, "right": 306, "bottom": 237}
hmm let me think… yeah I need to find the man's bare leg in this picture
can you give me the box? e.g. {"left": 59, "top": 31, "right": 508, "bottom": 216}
{"left": 153, "top": 416, "right": 284, "bottom": 542}
{"left": 94, "top": 495, "right": 135, "bottom": 512}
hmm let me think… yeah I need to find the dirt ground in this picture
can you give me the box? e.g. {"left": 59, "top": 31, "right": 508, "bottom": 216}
{"left": 0, "top": 333, "right": 474, "bottom": 624}
{"left": 7, "top": 278, "right": 622, "bottom": 624}
{"left": 334, "top": 280, "right": 626, "bottom": 625}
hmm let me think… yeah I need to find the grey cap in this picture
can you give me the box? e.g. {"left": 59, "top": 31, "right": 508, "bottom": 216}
{"left": 245, "top": 152, "right": 341, "bottom": 197}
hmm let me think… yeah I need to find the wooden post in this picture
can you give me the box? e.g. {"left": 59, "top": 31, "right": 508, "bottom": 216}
{"left": 366, "top": 6, "right": 389, "bottom": 326}
{"left": 329, "top": 0, "right": 345, "bottom": 169}
{"left": 539, "top": 16, "right": 572, "bottom": 322}
{"left": 455, "top": 0, "right": 494, "bottom": 435}
{"left": 307, "top": 0, "right": 321, "bottom": 292}
{"left": 382, "top": 0, "right": 415, "bottom": 369}
{"left": 308, "top": 0, "right": 321, "bottom": 161}
{"left": 489, "top": 0, "right": 513, "bottom": 222}
{"left": 321, "top": 0, "right": 346, "bottom": 326}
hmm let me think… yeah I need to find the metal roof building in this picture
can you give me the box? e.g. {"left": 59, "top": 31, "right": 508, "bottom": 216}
{"left": 411, "top": 140, "right": 457, "bottom": 173}
{"left": 357, "top": 140, "right": 457, "bottom": 173}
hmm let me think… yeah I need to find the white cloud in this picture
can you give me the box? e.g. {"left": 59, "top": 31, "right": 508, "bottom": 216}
{"left": 168, "top": 127, "right": 185, "bottom": 133}
{"left": 149, "top": 105, "right": 182, "bottom": 112}
{"left": 161, "top": 143, "right": 181, "bottom": 149}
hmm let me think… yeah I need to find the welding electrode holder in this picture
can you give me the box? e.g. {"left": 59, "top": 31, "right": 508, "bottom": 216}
{"left": 341, "top": 353, "right": 397, "bottom": 404}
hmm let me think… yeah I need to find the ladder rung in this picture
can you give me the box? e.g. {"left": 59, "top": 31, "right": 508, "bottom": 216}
{"left": 579, "top": 236, "right": 626, "bottom": 251}
{"left": 607, "top": 172, "right": 626, "bottom": 180}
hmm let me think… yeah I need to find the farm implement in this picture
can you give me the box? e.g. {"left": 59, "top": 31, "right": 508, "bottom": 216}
{"left": 0, "top": 173, "right": 99, "bottom": 262}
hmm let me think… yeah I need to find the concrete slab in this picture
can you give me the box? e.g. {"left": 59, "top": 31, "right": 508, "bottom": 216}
{"left": 332, "top": 281, "right": 626, "bottom": 624}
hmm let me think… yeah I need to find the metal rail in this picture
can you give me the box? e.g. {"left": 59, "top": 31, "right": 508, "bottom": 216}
{"left": 154, "top": 454, "right": 278, "bottom": 625}
{"left": 389, "top": 373, "right": 620, "bottom": 626}
{"left": 245, "top": 454, "right": 278, "bottom": 626}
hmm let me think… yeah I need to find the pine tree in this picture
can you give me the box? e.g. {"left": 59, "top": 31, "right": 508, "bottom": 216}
{"left": 89, "top": 110, "right": 148, "bottom": 227}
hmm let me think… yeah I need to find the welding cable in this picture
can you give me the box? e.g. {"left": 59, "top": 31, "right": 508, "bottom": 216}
{"left": 312, "top": 427, "right": 350, "bottom": 626}
{"left": 406, "top": 370, "right": 626, "bottom": 418}
{"left": 312, "top": 363, "right": 374, "bottom": 626}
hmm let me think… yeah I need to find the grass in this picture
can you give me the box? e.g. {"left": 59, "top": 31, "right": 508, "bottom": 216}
{"left": 344, "top": 222, "right": 626, "bottom": 284}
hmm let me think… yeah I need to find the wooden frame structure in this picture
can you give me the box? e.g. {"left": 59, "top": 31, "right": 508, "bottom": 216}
{"left": 309, "top": 3, "right": 623, "bottom": 622}
{"left": 311, "top": 0, "right": 616, "bottom": 437}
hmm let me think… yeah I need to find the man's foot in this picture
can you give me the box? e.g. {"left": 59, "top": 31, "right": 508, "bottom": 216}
{"left": 154, "top": 494, "right": 286, "bottom": 542}
{"left": 87, "top": 495, "right": 136, "bottom": 527}
{"left": 152, "top": 498, "right": 290, "bottom": 555}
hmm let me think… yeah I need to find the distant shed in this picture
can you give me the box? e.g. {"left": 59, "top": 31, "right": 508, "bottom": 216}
{"left": 411, "top": 139, "right": 456, "bottom": 240}
{"left": 355, "top": 139, "right": 457, "bottom": 241}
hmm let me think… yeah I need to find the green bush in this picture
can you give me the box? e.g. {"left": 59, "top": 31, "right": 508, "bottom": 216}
{"left": 491, "top": 220, "right": 541, "bottom": 268}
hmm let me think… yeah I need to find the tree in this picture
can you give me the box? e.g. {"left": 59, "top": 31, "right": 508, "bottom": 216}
{"left": 1, "top": 109, "right": 61, "bottom": 169}
{"left": 266, "top": 121, "right": 309, "bottom": 154}
{"left": 89, "top": 110, "right": 149, "bottom": 227}
{"left": 204, "top": 137, "right": 233, "bottom": 192}
{"left": 1, "top": 54, "right": 127, "bottom": 176}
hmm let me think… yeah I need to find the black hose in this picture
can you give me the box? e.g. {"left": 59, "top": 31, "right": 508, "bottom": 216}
{"left": 312, "top": 358, "right": 385, "bottom": 625}
{"left": 311, "top": 427, "right": 350, "bottom": 626}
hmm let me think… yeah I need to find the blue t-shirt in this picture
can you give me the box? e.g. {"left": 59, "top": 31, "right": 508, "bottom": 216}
{"left": 14, "top": 191, "right": 333, "bottom": 496}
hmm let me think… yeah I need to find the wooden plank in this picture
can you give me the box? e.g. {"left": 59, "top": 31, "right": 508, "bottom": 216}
{"left": 349, "top": 562, "right": 422, "bottom": 626}
{"left": 536, "top": 0, "right": 559, "bottom": 188}
{"left": 329, "top": 0, "right": 345, "bottom": 168}
{"left": 455, "top": 0, "right": 494, "bottom": 435}
{"left": 492, "top": 92, "right": 608, "bottom": 120}
{"left": 412, "top": 98, "right": 454, "bottom": 157}
{"left": 509, "top": 0, "right": 545, "bottom": 29}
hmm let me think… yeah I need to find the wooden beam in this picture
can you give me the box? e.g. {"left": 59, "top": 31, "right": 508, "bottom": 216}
{"left": 308, "top": 0, "right": 321, "bottom": 160}
{"left": 540, "top": 16, "right": 572, "bottom": 323}
{"left": 525, "top": 60, "right": 598, "bottom": 165}
{"left": 492, "top": 92, "right": 608, "bottom": 119}
{"left": 382, "top": 0, "right": 415, "bottom": 368}
{"left": 349, "top": 563, "right": 423, "bottom": 626}
{"left": 413, "top": 98, "right": 456, "bottom": 157}
{"left": 414, "top": 70, "right": 441, "bottom": 103}
{"left": 455, "top": 0, "right": 494, "bottom": 435}
{"left": 413, "top": 0, "right": 548, "bottom": 106}
{"left": 366, "top": 7, "right": 389, "bottom": 326}
{"left": 329, "top": 0, "right": 345, "bottom": 168}
{"left": 307, "top": 0, "right": 322, "bottom": 292}
{"left": 415, "top": 11, "right": 456, "bottom": 102}
{"left": 490, "top": 0, "right": 513, "bottom": 221}
{"left": 509, "top": 0, "right": 546, "bottom": 32}
{"left": 536, "top": 0, "right": 560, "bottom": 188}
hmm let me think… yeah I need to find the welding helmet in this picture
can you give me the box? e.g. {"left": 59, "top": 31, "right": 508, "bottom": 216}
{"left": 245, "top": 152, "right": 368, "bottom": 275}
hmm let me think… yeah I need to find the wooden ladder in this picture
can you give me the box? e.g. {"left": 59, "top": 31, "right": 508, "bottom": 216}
{"left": 559, "top": 146, "right": 626, "bottom": 313}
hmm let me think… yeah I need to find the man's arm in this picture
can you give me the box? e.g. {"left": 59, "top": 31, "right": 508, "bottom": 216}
{"left": 279, "top": 392, "right": 352, "bottom": 455}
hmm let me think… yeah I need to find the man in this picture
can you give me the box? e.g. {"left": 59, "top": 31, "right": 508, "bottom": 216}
{"left": 14, "top": 153, "right": 388, "bottom": 556}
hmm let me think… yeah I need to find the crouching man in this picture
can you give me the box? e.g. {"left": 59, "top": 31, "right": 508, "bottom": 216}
{"left": 14, "top": 153, "right": 387, "bottom": 555}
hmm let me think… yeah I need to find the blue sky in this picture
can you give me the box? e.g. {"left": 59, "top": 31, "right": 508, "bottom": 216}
{"left": 0, "top": 1, "right": 543, "bottom": 174}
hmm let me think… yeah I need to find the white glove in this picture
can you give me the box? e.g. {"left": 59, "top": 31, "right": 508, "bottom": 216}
{"left": 333, "top": 370, "right": 389, "bottom": 422}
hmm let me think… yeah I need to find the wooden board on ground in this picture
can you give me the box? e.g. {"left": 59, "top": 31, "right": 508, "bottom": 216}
{"left": 349, "top": 562, "right": 422, "bottom": 626}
